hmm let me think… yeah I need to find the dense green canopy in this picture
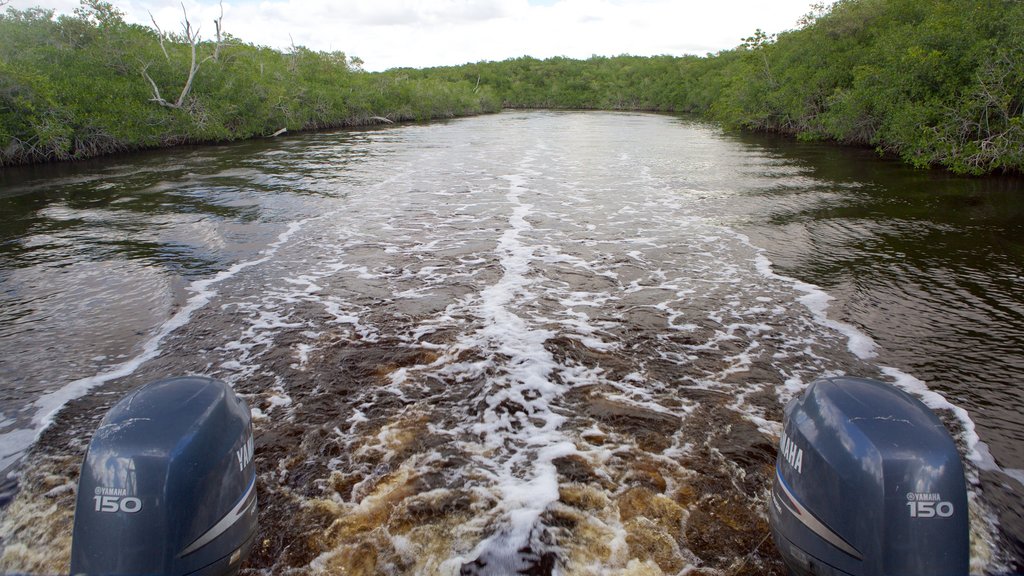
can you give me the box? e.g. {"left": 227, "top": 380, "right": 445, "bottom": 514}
{"left": 423, "top": 0, "right": 1024, "bottom": 175}
{"left": 2, "top": 0, "right": 1022, "bottom": 174}
{"left": 0, "top": 1, "right": 501, "bottom": 166}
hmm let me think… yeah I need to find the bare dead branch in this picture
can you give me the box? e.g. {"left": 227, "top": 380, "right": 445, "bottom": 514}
{"left": 213, "top": 0, "right": 223, "bottom": 62}
{"left": 149, "top": 11, "right": 169, "bottom": 61}
{"left": 141, "top": 63, "right": 173, "bottom": 107}
{"left": 175, "top": 5, "right": 201, "bottom": 109}
{"left": 142, "top": 3, "right": 208, "bottom": 110}
{"left": 287, "top": 34, "right": 299, "bottom": 72}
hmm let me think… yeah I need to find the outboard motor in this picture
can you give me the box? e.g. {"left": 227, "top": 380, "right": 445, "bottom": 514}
{"left": 769, "top": 376, "right": 969, "bottom": 576}
{"left": 71, "top": 376, "right": 257, "bottom": 576}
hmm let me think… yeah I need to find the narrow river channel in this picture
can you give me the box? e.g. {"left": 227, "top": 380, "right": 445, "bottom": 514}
{"left": 1, "top": 111, "right": 1021, "bottom": 574}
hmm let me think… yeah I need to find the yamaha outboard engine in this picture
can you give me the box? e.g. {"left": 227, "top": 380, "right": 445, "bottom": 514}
{"left": 770, "top": 376, "right": 969, "bottom": 576}
{"left": 71, "top": 376, "right": 257, "bottom": 576}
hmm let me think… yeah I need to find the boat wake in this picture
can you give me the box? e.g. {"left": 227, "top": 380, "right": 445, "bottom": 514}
{"left": 0, "top": 112, "right": 1013, "bottom": 575}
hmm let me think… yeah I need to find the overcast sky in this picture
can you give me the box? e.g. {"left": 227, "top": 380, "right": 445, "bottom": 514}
{"left": 8, "top": 0, "right": 830, "bottom": 71}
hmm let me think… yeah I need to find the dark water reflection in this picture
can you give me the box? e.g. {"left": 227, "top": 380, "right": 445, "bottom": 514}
{"left": 0, "top": 137, "right": 353, "bottom": 448}
{"left": 729, "top": 132, "right": 1024, "bottom": 562}
{"left": 731, "top": 134, "right": 1024, "bottom": 447}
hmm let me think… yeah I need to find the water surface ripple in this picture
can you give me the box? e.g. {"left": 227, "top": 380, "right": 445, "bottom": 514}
{"left": 0, "top": 112, "right": 1021, "bottom": 574}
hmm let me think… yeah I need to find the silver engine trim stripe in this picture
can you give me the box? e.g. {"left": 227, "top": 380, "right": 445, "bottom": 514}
{"left": 775, "top": 466, "right": 863, "bottom": 560}
{"left": 180, "top": 475, "right": 257, "bottom": 557}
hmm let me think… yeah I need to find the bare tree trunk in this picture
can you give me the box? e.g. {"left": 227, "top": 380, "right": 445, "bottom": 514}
{"left": 212, "top": 1, "right": 223, "bottom": 62}
{"left": 174, "top": 17, "right": 202, "bottom": 108}
{"left": 142, "top": 3, "right": 213, "bottom": 110}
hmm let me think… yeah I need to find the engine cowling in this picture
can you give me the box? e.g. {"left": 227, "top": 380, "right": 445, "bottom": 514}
{"left": 769, "top": 376, "right": 969, "bottom": 576}
{"left": 71, "top": 376, "right": 258, "bottom": 576}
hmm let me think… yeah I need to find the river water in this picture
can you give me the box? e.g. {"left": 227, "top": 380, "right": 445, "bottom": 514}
{"left": 0, "top": 111, "right": 1021, "bottom": 574}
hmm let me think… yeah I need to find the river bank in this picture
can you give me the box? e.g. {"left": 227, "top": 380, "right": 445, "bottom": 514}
{"left": 0, "top": 4, "right": 501, "bottom": 167}
{"left": 3, "top": 0, "right": 1022, "bottom": 174}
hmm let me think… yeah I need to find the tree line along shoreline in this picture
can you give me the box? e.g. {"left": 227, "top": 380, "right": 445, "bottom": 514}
{"left": 1, "top": 0, "right": 1022, "bottom": 175}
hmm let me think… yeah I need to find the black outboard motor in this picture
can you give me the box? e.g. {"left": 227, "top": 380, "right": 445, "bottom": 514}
{"left": 769, "top": 376, "right": 969, "bottom": 576}
{"left": 71, "top": 376, "right": 257, "bottom": 576}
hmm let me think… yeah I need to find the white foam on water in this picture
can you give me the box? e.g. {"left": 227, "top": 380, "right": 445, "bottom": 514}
{"left": 7, "top": 114, "right": 1017, "bottom": 574}
{"left": 218, "top": 297, "right": 307, "bottom": 380}
{"left": 461, "top": 174, "right": 576, "bottom": 561}
{"left": 878, "top": 367, "right": 998, "bottom": 473}
{"left": 291, "top": 120, "right": 1016, "bottom": 571}
{"left": 0, "top": 217, "right": 311, "bottom": 473}
{"left": 753, "top": 254, "right": 877, "bottom": 360}
{"left": 1005, "top": 468, "right": 1024, "bottom": 489}
{"left": 749, "top": 247, "right": 998, "bottom": 475}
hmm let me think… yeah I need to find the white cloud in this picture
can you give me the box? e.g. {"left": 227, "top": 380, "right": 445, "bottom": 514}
{"left": 6, "top": 0, "right": 831, "bottom": 71}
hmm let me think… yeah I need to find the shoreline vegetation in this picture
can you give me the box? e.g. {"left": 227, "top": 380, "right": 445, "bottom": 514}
{"left": 1, "top": 0, "right": 1022, "bottom": 175}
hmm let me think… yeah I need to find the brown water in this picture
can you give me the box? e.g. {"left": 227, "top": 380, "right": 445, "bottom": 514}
{"left": 0, "top": 111, "right": 1021, "bottom": 574}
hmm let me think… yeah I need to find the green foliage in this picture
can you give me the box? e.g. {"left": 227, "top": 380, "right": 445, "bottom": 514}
{"left": 422, "top": 0, "right": 1023, "bottom": 174}
{"left": 1, "top": 0, "right": 1021, "bottom": 174}
{"left": 0, "top": 1, "right": 497, "bottom": 165}
{"left": 693, "top": 0, "right": 1024, "bottom": 174}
